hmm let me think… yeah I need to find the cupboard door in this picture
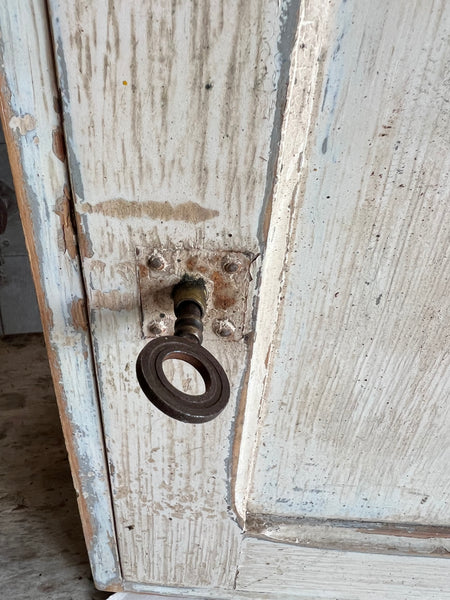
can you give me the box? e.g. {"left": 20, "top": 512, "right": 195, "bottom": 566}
{"left": 2, "top": 0, "right": 449, "bottom": 597}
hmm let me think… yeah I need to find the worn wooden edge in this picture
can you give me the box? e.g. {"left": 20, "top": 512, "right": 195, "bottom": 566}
{"left": 232, "top": 0, "right": 334, "bottom": 524}
{"left": 122, "top": 580, "right": 307, "bottom": 599}
{"left": 117, "top": 586, "right": 291, "bottom": 600}
{"left": 235, "top": 538, "right": 450, "bottom": 599}
{"left": 0, "top": 0, "right": 122, "bottom": 590}
{"left": 246, "top": 513, "right": 450, "bottom": 557}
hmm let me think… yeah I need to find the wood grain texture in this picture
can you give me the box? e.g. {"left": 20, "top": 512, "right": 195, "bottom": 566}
{"left": 47, "top": 0, "right": 299, "bottom": 588}
{"left": 12, "top": 0, "right": 450, "bottom": 594}
{"left": 0, "top": 1, "right": 121, "bottom": 588}
{"left": 242, "top": 0, "right": 450, "bottom": 532}
{"left": 236, "top": 538, "right": 450, "bottom": 599}
{"left": 246, "top": 513, "right": 450, "bottom": 556}
{"left": 234, "top": 0, "right": 334, "bottom": 522}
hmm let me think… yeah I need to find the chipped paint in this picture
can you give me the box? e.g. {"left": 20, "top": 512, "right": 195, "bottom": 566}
{"left": 4, "top": 0, "right": 450, "bottom": 595}
{"left": 52, "top": 126, "right": 66, "bottom": 162}
{"left": 54, "top": 185, "right": 77, "bottom": 259}
{"left": 239, "top": 0, "right": 450, "bottom": 562}
{"left": 81, "top": 199, "right": 219, "bottom": 223}
{"left": 9, "top": 113, "right": 36, "bottom": 135}
{"left": 45, "top": 0, "right": 294, "bottom": 587}
{"left": 90, "top": 289, "right": 136, "bottom": 312}
{"left": 70, "top": 297, "right": 89, "bottom": 331}
{"left": 41, "top": 0, "right": 323, "bottom": 589}
{"left": 75, "top": 211, "right": 94, "bottom": 258}
{"left": 0, "top": 0, "right": 121, "bottom": 589}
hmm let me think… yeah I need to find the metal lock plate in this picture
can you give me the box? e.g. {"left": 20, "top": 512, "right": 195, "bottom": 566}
{"left": 136, "top": 247, "right": 256, "bottom": 342}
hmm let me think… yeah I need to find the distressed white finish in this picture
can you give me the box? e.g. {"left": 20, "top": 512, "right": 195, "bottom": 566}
{"left": 234, "top": 0, "right": 334, "bottom": 521}
{"left": 46, "top": 0, "right": 298, "bottom": 588}
{"left": 4, "top": 0, "right": 450, "bottom": 597}
{"left": 237, "top": 0, "right": 450, "bottom": 548}
{"left": 235, "top": 539, "right": 450, "bottom": 599}
{"left": 0, "top": 0, "right": 120, "bottom": 589}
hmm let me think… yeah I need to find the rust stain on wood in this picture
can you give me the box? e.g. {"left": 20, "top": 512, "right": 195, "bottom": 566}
{"left": 211, "top": 270, "right": 237, "bottom": 309}
{"left": 52, "top": 126, "right": 66, "bottom": 162}
{"left": 81, "top": 198, "right": 219, "bottom": 223}
{"left": 70, "top": 297, "right": 89, "bottom": 331}
{"left": 185, "top": 255, "right": 209, "bottom": 275}
{"left": 54, "top": 185, "right": 78, "bottom": 259}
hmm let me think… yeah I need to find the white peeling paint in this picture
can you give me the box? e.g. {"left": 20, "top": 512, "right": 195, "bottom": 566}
{"left": 9, "top": 113, "right": 37, "bottom": 135}
{"left": 0, "top": 0, "right": 121, "bottom": 589}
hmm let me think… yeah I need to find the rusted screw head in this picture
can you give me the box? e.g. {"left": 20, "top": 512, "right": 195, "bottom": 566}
{"left": 148, "top": 254, "right": 166, "bottom": 271}
{"left": 222, "top": 257, "right": 241, "bottom": 274}
{"left": 213, "top": 318, "right": 236, "bottom": 338}
{"left": 148, "top": 319, "right": 167, "bottom": 337}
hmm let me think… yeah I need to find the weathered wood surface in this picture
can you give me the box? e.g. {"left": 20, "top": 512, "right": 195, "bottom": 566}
{"left": 47, "top": 0, "right": 299, "bottom": 588}
{"left": 5, "top": 0, "right": 450, "bottom": 595}
{"left": 111, "top": 536, "right": 450, "bottom": 599}
{"left": 0, "top": 0, "right": 121, "bottom": 589}
{"left": 237, "top": 0, "right": 450, "bottom": 551}
{"left": 235, "top": 538, "right": 450, "bottom": 599}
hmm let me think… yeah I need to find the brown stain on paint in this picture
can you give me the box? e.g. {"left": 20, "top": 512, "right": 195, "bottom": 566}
{"left": 54, "top": 185, "right": 78, "bottom": 260}
{"left": 211, "top": 270, "right": 237, "bottom": 309}
{"left": 75, "top": 211, "right": 94, "bottom": 258}
{"left": 90, "top": 289, "right": 135, "bottom": 311}
{"left": 9, "top": 113, "right": 36, "bottom": 135}
{"left": 185, "top": 255, "right": 208, "bottom": 275}
{"left": 82, "top": 198, "right": 219, "bottom": 223}
{"left": 89, "top": 260, "right": 107, "bottom": 273}
{"left": 70, "top": 298, "right": 89, "bottom": 331}
{"left": 52, "top": 126, "right": 66, "bottom": 162}
{"left": 137, "top": 263, "right": 149, "bottom": 279}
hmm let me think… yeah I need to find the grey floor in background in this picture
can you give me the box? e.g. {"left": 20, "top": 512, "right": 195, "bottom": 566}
{"left": 0, "top": 333, "right": 111, "bottom": 600}
{"left": 0, "top": 123, "right": 42, "bottom": 336}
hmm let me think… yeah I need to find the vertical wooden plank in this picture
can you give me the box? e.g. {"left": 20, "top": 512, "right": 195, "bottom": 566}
{"left": 234, "top": 0, "right": 334, "bottom": 520}
{"left": 0, "top": 1, "right": 121, "bottom": 589}
{"left": 47, "top": 0, "right": 300, "bottom": 587}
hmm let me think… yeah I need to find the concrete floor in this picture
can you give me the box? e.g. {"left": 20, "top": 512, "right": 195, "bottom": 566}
{"left": 0, "top": 333, "right": 112, "bottom": 600}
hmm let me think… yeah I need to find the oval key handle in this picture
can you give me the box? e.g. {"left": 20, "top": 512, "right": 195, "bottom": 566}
{"left": 136, "top": 279, "right": 230, "bottom": 423}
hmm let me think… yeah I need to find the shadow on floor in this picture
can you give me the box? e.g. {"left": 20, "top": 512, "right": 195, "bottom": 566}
{"left": 0, "top": 333, "right": 111, "bottom": 600}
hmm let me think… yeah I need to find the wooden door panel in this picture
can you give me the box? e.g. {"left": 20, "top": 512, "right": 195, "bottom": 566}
{"left": 47, "top": 0, "right": 298, "bottom": 587}
{"left": 236, "top": 0, "right": 450, "bottom": 554}
{"left": 2, "top": 0, "right": 450, "bottom": 596}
